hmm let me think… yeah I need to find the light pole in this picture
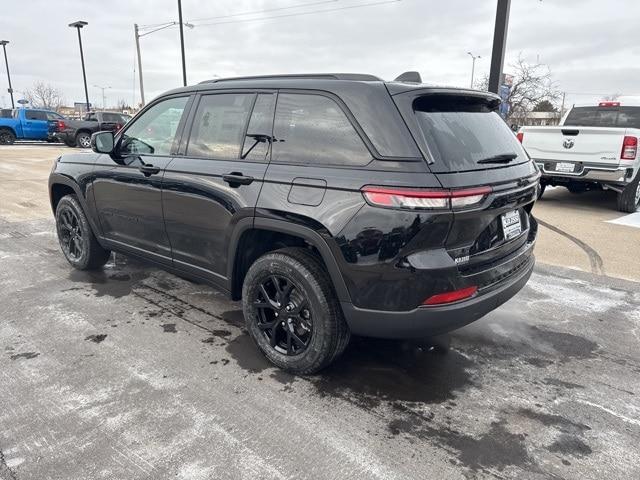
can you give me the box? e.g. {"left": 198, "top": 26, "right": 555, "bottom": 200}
{"left": 467, "top": 52, "right": 480, "bottom": 88}
{"left": 134, "top": 20, "right": 194, "bottom": 107}
{"left": 488, "top": 0, "right": 511, "bottom": 94}
{"left": 0, "top": 40, "right": 14, "bottom": 109}
{"left": 93, "top": 84, "right": 111, "bottom": 109}
{"left": 177, "top": 0, "right": 187, "bottom": 86}
{"left": 69, "top": 21, "right": 90, "bottom": 113}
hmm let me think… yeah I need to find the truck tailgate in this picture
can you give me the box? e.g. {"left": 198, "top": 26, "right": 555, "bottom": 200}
{"left": 521, "top": 126, "right": 625, "bottom": 166}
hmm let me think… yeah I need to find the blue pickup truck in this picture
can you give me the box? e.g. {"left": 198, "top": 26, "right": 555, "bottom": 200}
{"left": 0, "top": 108, "right": 66, "bottom": 144}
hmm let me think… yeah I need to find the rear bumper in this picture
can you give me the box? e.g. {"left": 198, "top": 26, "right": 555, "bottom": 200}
{"left": 54, "top": 131, "right": 74, "bottom": 143}
{"left": 536, "top": 160, "right": 635, "bottom": 185}
{"left": 341, "top": 250, "right": 535, "bottom": 339}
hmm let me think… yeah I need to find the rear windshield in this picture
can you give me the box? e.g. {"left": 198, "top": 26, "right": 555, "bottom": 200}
{"left": 413, "top": 95, "right": 528, "bottom": 172}
{"left": 564, "top": 106, "right": 640, "bottom": 128}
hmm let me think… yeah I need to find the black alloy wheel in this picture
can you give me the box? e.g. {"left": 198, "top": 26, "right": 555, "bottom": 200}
{"left": 254, "top": 275, "right": 313, "bottom": 356}
{"left": 55, "top": 195, "right": 111, "bottom": 270}
{"left": 58, "top": 206, "right": 84, "bottom": 261}
{"left": 242, "top": 248, "right": 351, "bottom": 374}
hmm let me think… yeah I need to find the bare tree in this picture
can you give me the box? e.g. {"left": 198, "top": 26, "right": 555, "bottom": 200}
{"left": 475, "top": 54, "right": 560, "bottom": 123}
{"left": 603, "top": 93, "right": 621, "bottom": 101}
{"left": 116, "top": 98, "right": 132, "bottom": 112}
{"left": 24, "top": 82, "right": 65, "bottom": 111}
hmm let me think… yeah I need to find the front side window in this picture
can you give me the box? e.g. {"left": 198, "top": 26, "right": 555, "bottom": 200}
{"left": 186, "top": 93, "right": 254, "bottom": 160}
{"left": 272, "top": 93, "right": 371, "bottom": 166}
{"left": 119, "top": 96, "right": 188, "bottom": 156}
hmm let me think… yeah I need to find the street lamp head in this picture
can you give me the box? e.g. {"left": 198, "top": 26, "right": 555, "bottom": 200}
{"left": 0, "top": 40, "right": 9, "bottom": 46}
{"left": 68, "top": 21, "right": 88, "bottom": 29}
{"left": 184, "top": 22, "right": 195, "bottom": 29}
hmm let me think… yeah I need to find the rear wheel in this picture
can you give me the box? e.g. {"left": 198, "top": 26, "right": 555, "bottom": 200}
{"left": 75, "top": 132, "right": 92, "bottom": 148}
{"left": 617, "top": 175, "right": 640, "bottom": 213}
{"left": 55, "top": 195, "right": 111, "bottom": 270}
{"left": 242, "top": 247, "right": 350, "bottom": 374}
{"left": 0, "top": 128, "right": 16, "bottom": 145}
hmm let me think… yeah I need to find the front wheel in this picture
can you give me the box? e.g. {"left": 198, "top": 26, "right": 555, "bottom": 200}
{"left": 75, "top": 132, "right": 92, "bottom": 148}
{"left": 617, "top": 175, "right": 640, "bottom": 213}
{"left": 55, "top": 195, "right": 111, "bottom": 270}
{"left": 242, "top": 247, "right": 350, "bottom": 374}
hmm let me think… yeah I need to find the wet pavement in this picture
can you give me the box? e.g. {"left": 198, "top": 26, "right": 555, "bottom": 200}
{"left": 1, "top": 216, "right": 640, "bottom": 480}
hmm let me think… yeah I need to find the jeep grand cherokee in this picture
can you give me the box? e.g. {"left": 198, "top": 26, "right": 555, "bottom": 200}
{"left": 49, "top": 73, "right": 539, "bottom": 374}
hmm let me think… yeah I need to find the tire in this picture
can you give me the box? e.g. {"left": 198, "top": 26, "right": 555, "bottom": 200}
{"left": 64, "top": 139, "right": 76, "bottom": 148}
{"left": 242, "top": 247, "right": 350, "bottom": 374}
{"left": 0, "top": 128, "right": 16, "bottom": 145}
{"left": 55, "top": 195, "right": 111, "bottom": 270}
{"left": 537, "top": 183, "right": 546, "bottom": 200}
{"left": 75, "top": 131, "right": 92, "bottom": 148}
{"left": 617, "top": 174, "right": 640, "bottom": 213}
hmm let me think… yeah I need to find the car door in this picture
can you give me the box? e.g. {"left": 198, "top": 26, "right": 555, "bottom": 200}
{"left": 23, "top": 110, "right": 49, "bottom": 139}
{"left": 162, "top": 91, "right": 275, "bottom": 286}
{"left": 92, "top": 95, "right": 191, "bottom": 264}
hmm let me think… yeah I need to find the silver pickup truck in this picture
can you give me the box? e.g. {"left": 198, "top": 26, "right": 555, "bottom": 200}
{"left": 518, "top": 102, "right": 640, "bottom": 212}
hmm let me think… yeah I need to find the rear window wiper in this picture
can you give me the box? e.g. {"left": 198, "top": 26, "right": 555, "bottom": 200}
{"left": 476, "top": 153, "right": 518, "bottom": 164}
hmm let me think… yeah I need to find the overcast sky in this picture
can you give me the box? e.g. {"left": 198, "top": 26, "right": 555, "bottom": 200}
{"left": 1, "top": 0, "right": 639, "bottom": 109}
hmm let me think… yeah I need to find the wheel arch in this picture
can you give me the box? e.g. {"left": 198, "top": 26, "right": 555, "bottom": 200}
{"left": 0, "top": 125, "right": 16, "bottom": 135}
{"left": 49, "top": 173, "right": 103, "bottom": 238}
{"left": 227, "top": 217, "right": 351, "bottom": 303}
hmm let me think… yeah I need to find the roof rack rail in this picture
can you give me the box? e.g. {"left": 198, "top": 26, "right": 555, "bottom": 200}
{"left": 199, "top": 73, "right": 383, "bottom": 84}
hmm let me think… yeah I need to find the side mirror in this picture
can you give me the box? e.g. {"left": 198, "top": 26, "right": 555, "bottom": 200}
{"left": 91, "top": 131, "right": 114, "bottom": 154}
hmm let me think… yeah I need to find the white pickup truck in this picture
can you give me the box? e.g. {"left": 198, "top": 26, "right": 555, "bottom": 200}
{"left": 518, "top": 102, "right": 640, "bottom": 212}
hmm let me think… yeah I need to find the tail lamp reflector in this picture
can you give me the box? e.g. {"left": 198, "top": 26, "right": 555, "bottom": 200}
{"left": 516, "top": 132, "right": 524, "bottom": 143}
{"left": 423, "top": 286, "right": 478, "bottom": 306}
{"left": 362, "top": 186, "right": 492, "bottom": 210}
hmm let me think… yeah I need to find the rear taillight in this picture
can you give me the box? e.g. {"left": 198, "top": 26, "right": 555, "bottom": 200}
{"left": 621, "top": 136, "right": 637, "bottom": 160}
{"left": 423, "top": 286, "right": 478, "bottom": 306}
{"left": 516, "top": 132, "right": 524, "bottom": 143}
{"left": 361, "top": 186, "right": 492, "bottom": 210}
{"left": 56, "top": 120, "right": 66, "bottom": 130}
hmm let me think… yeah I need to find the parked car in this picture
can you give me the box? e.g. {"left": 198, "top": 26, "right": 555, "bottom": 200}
{"left": 518, "top": 102, "right": 640, "bottom": 212}
{"left": 49, "top": 73, "right": 539, "bottom": 373}
{"left": 54, "top": 111, "right": 131, "bottom": 148}
{"left": 0, "top": 108, "right": 66, "bottom": 144}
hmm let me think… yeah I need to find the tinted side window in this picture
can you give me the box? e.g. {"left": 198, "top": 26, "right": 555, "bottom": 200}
{"left": 187, "top": 93, "right": 254, "bottom": 160}
{"left": 242, "top": 93, "right": 276, "bottom": 162}
{"left": 25, "top": 110, "right": 47, "bottom": 121}
{"left": 1, "top": 109, "right": 13, "bottom": 118}
{"left": 272, "top": 93, "right": 371, "bottom": 166}
{"left": 46, "top": 112, "right": 63, "bottom": 121}
{"left": 102, "top": 113, "right": 121, "bottom": 122}
{"left": 86, "top": 113, "right": 97, "bottom": 121}
{"left": 120, "top": 96, "right": 188, "bottom": 156}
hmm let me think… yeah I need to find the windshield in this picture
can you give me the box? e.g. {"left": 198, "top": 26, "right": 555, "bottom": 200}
{"left": 413, "top": 95, "right": 528, "bottom": 172}
{"left": 564, "top": 106, "right": 640, "bottom": 128}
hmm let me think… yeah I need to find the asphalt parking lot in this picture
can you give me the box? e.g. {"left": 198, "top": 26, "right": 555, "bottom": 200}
{"left": 1, "top": 143, "right": 639, "bottom": 480}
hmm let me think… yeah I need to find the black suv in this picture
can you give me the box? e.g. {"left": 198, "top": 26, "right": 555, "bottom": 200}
{"left": 49, "top": 73, "right": 539, "bottom": 373}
